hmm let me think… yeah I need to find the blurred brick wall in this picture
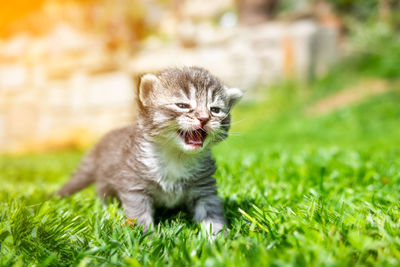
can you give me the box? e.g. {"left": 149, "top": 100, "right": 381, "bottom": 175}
{"left": 0, "top": 20, "right": 339, "bottom": 152}
{"left": 130, "top": 20, "right": 339, "bottom": 96}
{"left": 0, "top": 67, "right": 136, "bottom": 152}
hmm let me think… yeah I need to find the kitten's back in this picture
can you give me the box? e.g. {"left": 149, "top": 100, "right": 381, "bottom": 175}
{"left": 58, "top": 124, "right": 138, "bottom": 197}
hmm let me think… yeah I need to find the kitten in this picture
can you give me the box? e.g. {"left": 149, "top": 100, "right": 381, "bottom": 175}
{"left": 58, "top": 66, "right": 243, "bottom": 234}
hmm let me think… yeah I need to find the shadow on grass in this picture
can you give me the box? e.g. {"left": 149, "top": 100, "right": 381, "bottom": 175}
{"left": 153, "top": 196, "right": 257, "bottom": 230}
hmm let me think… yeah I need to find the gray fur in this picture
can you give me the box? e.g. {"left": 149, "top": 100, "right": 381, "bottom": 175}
{"left": 58, "top": 66, "right": 242, "bottom": 234}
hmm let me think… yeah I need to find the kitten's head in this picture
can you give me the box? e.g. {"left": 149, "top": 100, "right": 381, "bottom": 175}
{"left": 137, "top": 67, "right": 243, "bottom": 153}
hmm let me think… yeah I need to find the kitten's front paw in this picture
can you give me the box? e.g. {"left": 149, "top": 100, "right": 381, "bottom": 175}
{"left": 201, "top": 219, "right": 229, "bottom": 240}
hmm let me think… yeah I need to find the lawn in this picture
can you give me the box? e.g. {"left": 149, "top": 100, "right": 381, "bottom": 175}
{"left": 1, "top": 77, "right": 399, "bottom": 266}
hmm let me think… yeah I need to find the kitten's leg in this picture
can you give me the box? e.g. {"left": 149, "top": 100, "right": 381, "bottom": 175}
{"left": 193, "top": 195, "right": 227, "bottom": 235}
{"left": 119, "top": 191, "right": 154, "bottom": 232}
{"left": 190, "top": 179, "right": 227, "bottom": 235}
{"left": 97, "top": 182, "right": 114, "bottom": 198}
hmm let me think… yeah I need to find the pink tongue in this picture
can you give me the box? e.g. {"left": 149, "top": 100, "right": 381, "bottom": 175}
{"left": 186, "top": 131, "right": 203, "bottom": 145}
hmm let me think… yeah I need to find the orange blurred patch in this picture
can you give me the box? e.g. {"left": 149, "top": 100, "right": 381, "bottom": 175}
{"left": 8, "top": 127, "right": 96, "bottom": 154}
{"left": 0, "top": 0, "right": 46, "bottom": 37}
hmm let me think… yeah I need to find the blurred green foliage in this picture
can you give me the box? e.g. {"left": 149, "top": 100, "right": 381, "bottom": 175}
{"left": 329, "top": 0, "right": 379, "bottom": 19}
{"left": 345, "top": 22, "right": 400, "bottom": 79}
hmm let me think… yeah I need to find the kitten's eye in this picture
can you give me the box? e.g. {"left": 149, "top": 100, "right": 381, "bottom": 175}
{"left": 176, "top": 103, "right": 190, "bottom": 109}
{"left": 210, "top": 107, "right": 221, "bottom": 114}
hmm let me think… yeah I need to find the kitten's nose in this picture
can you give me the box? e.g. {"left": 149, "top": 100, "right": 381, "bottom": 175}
{"left": 195, "top": 111, "right": 210, "bottom": 126}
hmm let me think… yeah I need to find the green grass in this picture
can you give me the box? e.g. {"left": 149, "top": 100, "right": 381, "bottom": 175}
{"left": 1, "top": 78, "right": 400, "bottom": 265}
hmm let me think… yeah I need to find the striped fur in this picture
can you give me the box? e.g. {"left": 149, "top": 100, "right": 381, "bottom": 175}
{"left": 58, "top": 67, "right": 242, "bottom": 234}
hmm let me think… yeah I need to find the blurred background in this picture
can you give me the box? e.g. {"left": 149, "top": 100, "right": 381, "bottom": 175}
{"left": 0, "top": 0, "right": 399, "bottom": 152}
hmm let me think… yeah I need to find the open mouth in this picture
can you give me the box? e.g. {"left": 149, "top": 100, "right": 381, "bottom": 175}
{"left": 177, "top": 128, "right": 207, "bottom": 148}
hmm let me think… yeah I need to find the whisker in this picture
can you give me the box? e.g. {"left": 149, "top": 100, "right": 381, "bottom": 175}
{"left": 230, "top": 118, "right": 247, "bottom": 125}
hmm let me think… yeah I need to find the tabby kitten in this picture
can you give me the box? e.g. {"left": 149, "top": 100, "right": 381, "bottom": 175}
{"left": 58, "top": 66, "right": 243, "bottom": 234}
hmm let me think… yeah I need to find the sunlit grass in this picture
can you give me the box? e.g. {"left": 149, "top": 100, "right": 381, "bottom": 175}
{"left": 1, "top": 83, "right": 400, "bottom": 266}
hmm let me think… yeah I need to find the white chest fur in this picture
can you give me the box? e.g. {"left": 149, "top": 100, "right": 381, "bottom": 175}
{"left": 155, "top": 154, "right": 199, "bottom": 208}
{"left": 158, "top": 156, "right": 193, "bottom": 189}
{"left": 138, "top": 142, "right": 199, "bottom": 208}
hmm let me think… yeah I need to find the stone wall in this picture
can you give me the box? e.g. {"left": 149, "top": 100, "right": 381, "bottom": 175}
{"left": 129, "top": 20, "right": 339, "bottom": 96}
{"left": 0, "top": 68, "right": 135, "bottom": 152}
{"left": 0, "top": 20, "right": 339, "bottom": 152}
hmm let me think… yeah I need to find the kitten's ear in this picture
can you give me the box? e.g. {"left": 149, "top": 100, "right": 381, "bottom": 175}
{"left": 138, "top": 74, "right": 160, "bottom": 106}
{"left": 225, "top": 87, "right": 243, "bottom": 106}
